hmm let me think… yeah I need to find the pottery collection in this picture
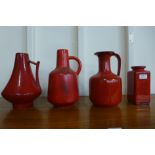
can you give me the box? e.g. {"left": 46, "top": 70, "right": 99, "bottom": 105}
{"left": 89, "top": 51, "right": 122, "bottom": 106}
{"left": 0, "top": 49, "right": 152, "bottom": 109}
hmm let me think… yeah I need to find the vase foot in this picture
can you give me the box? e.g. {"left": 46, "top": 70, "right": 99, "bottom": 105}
{"left": 13, "top": 102, "right": 33, "bottom": 110}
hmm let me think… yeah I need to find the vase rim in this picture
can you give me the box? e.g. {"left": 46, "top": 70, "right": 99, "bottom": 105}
{"left": 131, "top": 66, "right": 146, "bottom": 70}
{"left": 57, "top": 49, "right": 69, "bottom": 52}
{"left": 16, "top": 52, "right": 28, "bottom": 55}
{"left": 95, "top": 51, "right": 115, "bottom": 56}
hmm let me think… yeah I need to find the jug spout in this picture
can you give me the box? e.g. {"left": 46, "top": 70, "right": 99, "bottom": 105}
{"left": 95, "top": 51, "right": 121, "bottom": 76}
{"left": 95, "top": 51, "right": 114, "bottom": 73}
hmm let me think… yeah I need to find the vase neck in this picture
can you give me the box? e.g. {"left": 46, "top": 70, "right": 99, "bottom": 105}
{"left": 15, "top": 53, "right": 29, "bottom": 69}
{"left": 56, "top": 49, "right": 69, "bottom": 68}
{"left": 98, "top": 54, "right": 112, "bottom": 73}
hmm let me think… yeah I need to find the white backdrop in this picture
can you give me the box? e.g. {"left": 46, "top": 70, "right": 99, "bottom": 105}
{"left": 0, "top": 26, "right": 154, "bottom": 96}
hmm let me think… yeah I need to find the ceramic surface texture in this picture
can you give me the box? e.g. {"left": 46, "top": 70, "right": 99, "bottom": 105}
{"left": 48, "top": 49, "right": 82, "bottom": 106}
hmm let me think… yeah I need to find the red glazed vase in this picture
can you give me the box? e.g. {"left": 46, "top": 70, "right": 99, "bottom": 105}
{"left": 127, "top": 66, "right": 150, "bottom": 105}
{"left": 48, "top": 49, "right": 82, "bottom": 106}
{"left": 1, "top": 53, "right": 42, "bottom": 109}
{"left": 89, "top": 51, "right": 122, "bottom": 106}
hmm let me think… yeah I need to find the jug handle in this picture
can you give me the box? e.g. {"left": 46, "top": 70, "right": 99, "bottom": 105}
{"left": 29, "top": 60, "right": 40, "bottom": 85}
{"left": 68, "top": 56, "right": 82, "bottom": 75}
{"left": 112, "top": 53, "right": 121, "bottom": 76}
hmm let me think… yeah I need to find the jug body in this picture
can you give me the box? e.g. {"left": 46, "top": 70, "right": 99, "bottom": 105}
{"left": 1, "top": 53, "right": 41, "bottom": 109}
{"left": 89, "top": 51, "right": 122, "bottom": 106}
{"left": 127, "top": 66, "right": 150, "bottom": 104}
{"left": 48, "top": 49, "right": 82, "bottom": 106}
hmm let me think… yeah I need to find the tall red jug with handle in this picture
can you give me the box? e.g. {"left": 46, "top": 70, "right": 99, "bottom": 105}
{"left": 1, "top": 53, "right": 41, "bottom": 109}
{"left": 89, "top": 51, "right": 122, "bottom": 106}
{"left": 48, "top": 49, "right": 82, "bottom": 106}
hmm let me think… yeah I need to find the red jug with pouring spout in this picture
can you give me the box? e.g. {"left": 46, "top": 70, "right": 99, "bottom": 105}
{"left": 48, "top": 49, "right": 82, "bottom": 106}
{"left": 89, "top": 51, "right": 122, "bottom": 106}
{"left": 2, "top": 53, "right": 41, "bottom": 109}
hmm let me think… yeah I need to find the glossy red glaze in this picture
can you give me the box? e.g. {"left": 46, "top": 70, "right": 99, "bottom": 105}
{"left": 48, "top": 49, "right": 82, "bottom": 106}
{"left": 127, "top": 66, "right": 150, "bottom": 104}
{"left": 1, "top": 53, "right": 41, "bottom": 109}
{"left": 89, "top": 51, "right": 122, "bottom": 106}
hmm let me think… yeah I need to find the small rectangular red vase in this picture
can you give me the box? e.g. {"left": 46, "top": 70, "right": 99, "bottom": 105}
{"left": 127, "top": 66, "right": 150, "bottom": 105}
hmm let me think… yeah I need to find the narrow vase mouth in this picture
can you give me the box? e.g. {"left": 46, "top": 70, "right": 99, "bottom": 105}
{"left": 57, "top": 49, "right": 69, "bottom": 52}
{"left": 131, "top": 66, "right": 146, "bottom": 70}
{"left": 95, "top": 51, "right": 115, "bottom": 56}
{"left": 16, "top": 52, "right": 28, "bottom": 55}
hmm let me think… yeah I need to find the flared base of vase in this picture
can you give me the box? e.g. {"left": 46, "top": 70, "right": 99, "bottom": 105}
{"left": 12, "top": 102, "right": 33, "bottom": 110}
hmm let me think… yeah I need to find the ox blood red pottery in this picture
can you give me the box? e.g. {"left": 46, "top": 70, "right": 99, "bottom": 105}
{"left": 89, "top": 51, "right": 122, "bottom": 106}
{"left": 2, "top": 53, "right": 41, "bottom": 109}
{"left": 127, "top": 66, "right": 150, "bottom": 105}
{"left": 48, "top": 49, "right": 82, "bottom": 106}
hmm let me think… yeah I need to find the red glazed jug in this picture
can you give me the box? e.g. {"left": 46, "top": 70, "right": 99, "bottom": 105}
{"left": 89, "top": 51, "right": 122, "bottom": 106}
{"left": 127, "top": 66, "right": 150, "bottom": 105}
{"left": 48, "top": 49, "right": 82, "bottom": 106}
{"left": 2, "top": 53, "right": 41, "bottom": 109}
